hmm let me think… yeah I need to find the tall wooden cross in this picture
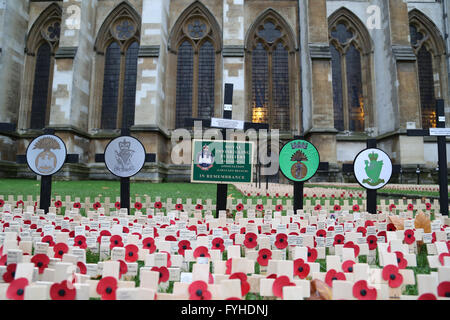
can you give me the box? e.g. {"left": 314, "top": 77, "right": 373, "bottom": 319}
{"left": 185, "top": 84, "right": 269, "bottom": 216}
{"left": 95, "top": 128, "right": 156, "bottom": 212}
{"left": 407, "top": 99, "right": 449, "bottom": 216}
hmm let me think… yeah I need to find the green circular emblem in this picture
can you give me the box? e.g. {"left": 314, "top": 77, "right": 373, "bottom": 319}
{"left": 279, "top": 140, "right": 320, "bottom": 182}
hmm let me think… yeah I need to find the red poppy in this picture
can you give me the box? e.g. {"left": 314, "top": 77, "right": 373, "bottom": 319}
{"left": 188, "top": 280, "right": 211, "bottom": 300}
{"left": 352, "top": 280, "right": 377, "bottom": 300}
{"left": 50, "top": 280, "right": 76, "bottom": 300}
{"left": 124, "top": 244, "right": 139, "bottom": 263}
{"left": 275, "top": 204, "right": 283, "bottom": 212}
{"left": 333, "top": 234, "right": 345, "bottom": 246}
{"left": 41, "top": 235, "right": 55, "bottom": 246}
{"left": 73, "top": 202, "right": 81, "bottom": 209}
{"left": 266, "top": 274, "right": 278, "bottom": 279}
{"left": 226, "top": 258, "right": 232, "bottom": 275}
{"left": 355, "top": 226, "right": 366, "bottom": 237}
{"left": 275, "top": 233, "right": 288, "bottom": 249}
{"left": 333, "top": 204, "right": 342, "bottom": 211}
{"left": 404, "top": 229, "right": 415, "bottom": 245}
{"left": 389, "top": 204, "right": 397, "bottom": 211}
{"left": 367, "top": 235, "right": 378, "bottom": 250}
{"left": 377, "top": 231, "right": 387, "bottom": 243}
{"left": 0, "top": 255, "right": 7, "bottom": 266}
{"left": 160, "top": 251, "right": 172, "bottom": 268}
{"left": 0, "top": 199, "right": 4, "bottom": 207}
{"left": 437, "top": 282, "right": 450, "bottom": 297}
{"left": 165, "top": 235, "right": 177, "bottom": 242}
{"left": 314, "top": 204, "right": 322, "bottom": 211}
{"left": 229, "top": 272, "right": 250, "bottom": 296}
{"left": 272, "top": 276, "right": 295, "bottom": 299}
{"left": 364, "top": 220, "right": 374, "bottom": 228}
{"left": 6, "top": 278, "right": 28, "bottom": 300}
{"left": 307, "top": 247, "right": 318, "bottom": 263}
{"left": 74, "top": 235, "right": 87, "bottom": 249}
{"left": 394, "top": 251, "right": 408, "bottom": 269}
{"left": 174, "top": 203, "right": 183, "bottom": 211}
{"left": 195, "top": 204, "right": 203, "bottom": 210}
{"left": 139, "top": 237, "right": 155, "bottom": 254}
{"left": 439, "top": 253, "right": 450, "bottom": 266}
{"left": 93, "top": 202, "right": 101, "bottom": 210}
{"left": 53, "top": 243, "right": 69, "bottom": 259}
{"left": 31, "top": 254, "right": 50, "bottom": 274}
{"left": 352, "top": 204, "right": 360, "bottom": 212}
{"left": 418, "top": 293, "right": 437, "bottom": 300}
{"left": 110, "top": 235, "right": 124, "bottom": 250}
{"left": 325, "top": 269, "right": 346, "bottom": 287}
{"left": 77, "top": 261, "right": 87, "bottom": 275}
{"left": 2, "top": 263, "right": 17, "bottom": 283}
{"left": 154, "top": 201, "right": 162, "bottom": 209}
{"left": 316, "top": 229, "right": 326, "bottom": 238}
{"left": 256, "top": 204, "right": 264, "bottom": 212}
{"left": 243, "top": 232, "right": 258, "bottom": 249}
{"left": 16, "top": 200, "right": 24, "bottom": 207}
{"left": 407, "top": 203, "right": 414, "bottom": 211}
{"left": 151, "top": 266, "right": 170, "bottom": 284}
{"left": 114, "top": 202, "right": 121, "bottom": 210}
{"left": 212, "top": 237, "right": 225, "bottom": 252}
{"left": 134, "top": 202, "right": 143, "bottom": 210}
{"left": 342, "top": 260, "right": 355, "bottom": 273}
{"left": 382, "top": 265, "right": 403, "bottom": 288}
{"left": 344, "top": 241, "right": 360, "bottom": 257}
{"left": 293, "top": 258, "right": 310, "bottom": 279}
{"left": 178, "top": 240, "right": 191, "bottom": 256}
{"left": 96, "top": 276, "right": 118, "bottom": 300}
{"left": 257, "top": 248, "right": 272, "bottom": 266}
{"left": 425, "top": 202, "right": 432, "bottom": 211}
{"left": 193, "top": 246, "right": 210, "bottom": 259}
{"left": 54, "top": 200, "right": 62, "bottom": 208}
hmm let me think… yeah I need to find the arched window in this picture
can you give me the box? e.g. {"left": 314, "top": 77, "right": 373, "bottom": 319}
{"left": 246, "top": 10, "right": 296, "bottom": 132}
{"left": 409, "top": 10, "right": 447, "bottom": 129}
{"left": 169, "top": 3, "right": 221, "bottom": 129}
{"left": 329, "top": 9, "right": 373, "bottom": 133}
{"left": 94, "top": 4, "right": 140, "bottom": 130}
{"left": 23, "top": 4, "right": 61, "bottom": 129}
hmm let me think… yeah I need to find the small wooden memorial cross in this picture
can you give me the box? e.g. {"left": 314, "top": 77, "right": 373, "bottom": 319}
{"left": 407, "top": 99, "right": 449, "bottom": 215}
{"left": 185, "top": 84, "right": 269, "bottom": 217}
{"left": 95, "top": 128, "right": 156, "bottom": 211}
{"left": 16, "top": 128, "right": 79, "bottom": 214}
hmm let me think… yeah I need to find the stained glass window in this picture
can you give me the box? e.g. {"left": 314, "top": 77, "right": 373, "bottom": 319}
{"left": 331, "top": 44, "right": 344, "bottom": 131}
{"left": 346, "top": 44, "right": 364, "bottom": 132}
{"left": 198, "top": 41, "right": 215, "bottom": 119}
{"left": 272, "top": 43, "right": 290, "bottom": 131}
{"left": 30, "top": 43, "right": 52, "bottom": 129}
{"left": 122, "top": 41, "right": 139, "bottom": 128}
{"left": 252, "top": 43, "right": 269, "bottom": 124}
{"left": 100, "top": 42, "right": 121, "bottom": 129}
{"left": 175, "top": 41, "right": 194, "bottom": 128}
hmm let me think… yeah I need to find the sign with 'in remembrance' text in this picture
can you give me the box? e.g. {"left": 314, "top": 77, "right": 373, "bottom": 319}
{"left": 191, "top": 139, "right": 254, "bottom": 184}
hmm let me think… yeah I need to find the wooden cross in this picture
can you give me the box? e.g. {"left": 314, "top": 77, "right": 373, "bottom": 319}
{"left": 407, "top": 99, "right": 449, "bottom": 215}
{"left": 95, "top": 128, "right": 156, "bottom": 212}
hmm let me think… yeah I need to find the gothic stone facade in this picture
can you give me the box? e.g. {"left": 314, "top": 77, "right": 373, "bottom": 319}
{"left": 0, "top": 0, "right": 449, "bottom": 184}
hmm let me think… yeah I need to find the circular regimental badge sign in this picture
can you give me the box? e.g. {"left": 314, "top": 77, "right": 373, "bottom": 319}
{"left": 26, "top": 135, "right": 67, "bottom": 176}
{"left": 104, "top": 136, "right": 146, "bottom": 178}
{"left": 353, "top": 148, "right": 393, "bottom": 190}
{"left": 279, "top": 140, "right": 320, "bottom": 182}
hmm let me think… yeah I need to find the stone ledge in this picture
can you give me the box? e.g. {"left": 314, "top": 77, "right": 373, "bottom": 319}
{"left": 309, "top": 43, "right": 331, "bottom": 59}
{"left": 223, "top": 45, "right": 244, "bottom": 57}
{"left": 55, "top": 47, "right": 78, "bottom": 59}
{"left": 392, "top": 45, "right": 416, "bottom": 61}
{"left": 138, "top": 45, "right": 160, "bottom": 57}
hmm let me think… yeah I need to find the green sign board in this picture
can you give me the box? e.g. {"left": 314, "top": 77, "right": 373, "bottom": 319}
{"left": 191, "top": 139, "right": 254, "bottom": 184}
{"left": 279, "top": 140, "right": 320, "bottom": 182}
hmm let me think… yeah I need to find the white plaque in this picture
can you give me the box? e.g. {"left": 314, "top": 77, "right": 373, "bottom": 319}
{"left": 104, "top": 136, "right": 146, "bottom": 178}
{"left": 26, "top": 135, "right": 67, "bottom": 176}
{"left": 353, "top": 148, "right": 393, "bottom": 190}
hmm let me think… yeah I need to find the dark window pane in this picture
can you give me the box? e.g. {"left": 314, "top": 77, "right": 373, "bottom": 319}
{"left": 101, "top": 42, "right": 121, "bottom": 129}
{"left": 198, "top": 41, "right": 215, "bottom": 119}
{"left": 409, "top": 24, "right": 423, "bottom": 47}
{"left": 272, "top": 42, "right": 290, "bottom": 131}
{"left": 346, "top": 44, "right": 364, "bottom": 132}
{"left": 175, "top": 41, "right": 194, "bottom": 128}
{"left": 258, "top": 22, "right": 281, "bottom": 43}
{"left": 252, "top": 42, "right": 268, "bottom": 124}
{"left": 331, "top": 23, "right": 353, "bottom": 44}
{"left": 417, "top": 46, "right": 436, "bottom": 128}
{"left": 331, "top": 44, "right": 344, "bottom": 131}
{"left": 30, "top": 43, "right": 52, "bottom": 129}
{"left": 122, "top": 41, "right": 139, "bottom": 129}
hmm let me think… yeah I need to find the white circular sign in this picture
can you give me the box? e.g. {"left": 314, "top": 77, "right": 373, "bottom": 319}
{"left": 26, "top": 135, "right": 67, "bottom": 176}
{"left": 353, "top": 148, "right": 393, "bottom": 190}
{"left": 104, "top": 136, "right": 146, "bottom": 178}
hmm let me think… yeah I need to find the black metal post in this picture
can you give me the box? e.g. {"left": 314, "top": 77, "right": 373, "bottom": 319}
{"left": 436, "top": 100, "right": 449, "bottom": 215}
{"left": 366, "top": 138, "right": 377, "bottom": 214}
{"left": 294, "top": 181, "right": 304, "bottom": 212}
{"left": 40, "top": 175, "right": 52, "bottom": 213}
{"left": 120, "top": 177, "right": 130, "bottom": 212}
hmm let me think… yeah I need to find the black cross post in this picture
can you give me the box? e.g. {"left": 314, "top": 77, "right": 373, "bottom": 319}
{"left": 407, "top": 99, "right": 449, "bottom": 215}
{"left": 185, "top": 83, "right": 269, "bottom": 217}
{"left": 366, "top": 138, "right": 378, "bottom": 214}
{"left": 95, "top": 128, "right": 156, "bottom": 212}
{"left": 16, "top": 128, "right": 80, "bottom": 214}
{"left": 292, "top": 135, "right": 305, "bottom": 212}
